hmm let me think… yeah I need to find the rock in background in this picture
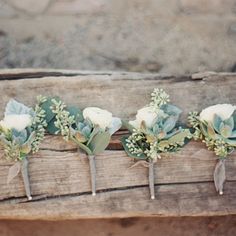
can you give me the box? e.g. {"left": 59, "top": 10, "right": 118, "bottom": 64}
{"left": 0, "top": 0, "right": 236, "bottom": 73}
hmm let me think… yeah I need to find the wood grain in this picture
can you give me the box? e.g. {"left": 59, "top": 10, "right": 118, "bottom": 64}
{"left": 0, "top": 182, "right": 235, "bottom": 220}
{"left": 0, "top": 136, "right": 235, "bottom": 201}
{"left": 0, "top": 71, "right": 235, "bottom": 121}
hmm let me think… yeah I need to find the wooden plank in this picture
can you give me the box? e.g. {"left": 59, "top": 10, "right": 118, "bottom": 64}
{"left": 0, "top": 182, "right": 235, "bottom": 220}
{"left": 0, "top": 71, "right": 235, "bottom": 121}
{"left": 0, "top": 137, "right": 235, "bottom": 200}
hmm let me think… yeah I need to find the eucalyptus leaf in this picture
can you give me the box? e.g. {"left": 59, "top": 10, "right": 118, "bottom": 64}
{"left": 161, "top": 104, "right": 182, "bottom": 117}
{"left": 120, "top": 136, "right": 146, "bottom": 160}
{"left": 46, "top": 118, "right": 59, "bottom": 134}
{"left": 67, "top": 106, "right": 83, "bottom": 122}
{"left": 41, "top": 98, "right": 57, "bottom": 123}
{"left": 87, "top": 126, "right": 100, "bottom": 146}
{"left": 88, "top": 131, "right": 111, "bottom": 155}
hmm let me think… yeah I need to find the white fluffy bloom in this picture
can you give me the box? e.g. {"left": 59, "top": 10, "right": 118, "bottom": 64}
{"left": 200, "top": 104, "right": 236, "bottom": 123}
{"left": 83, "top": 107, "right": 113, "bottom": 130}
{"left": 0, "top": 114, "right": 32, "bottom": 132}
{"left": 129, "top": 106, "right": 164, "bottom": 129}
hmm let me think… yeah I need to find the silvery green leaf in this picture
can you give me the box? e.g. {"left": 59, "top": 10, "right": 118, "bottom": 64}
{"left": 7, "top": 161, "right": 21, "bottom": 184}
{"left": 108, "top": 117, "right": 122, "bottom": 135}
{"left": 122, "top": 120, "right": 135, "bottom": 133}
{"left": 213, "top": 114, "right": 222, "bottom": 133}
{"left": 220, "top": 124, "right": 232, "bottom": 138}
{"left": 12, "top": 129, "right": 27, "bottom": 145}
{"left": 207, "top": 124, "right": 217, "bottom": 139}
{"left": 82, "top": 126, "right": 92, "bottom": 137}
{"left": 88, "top": 131, "right": 111, "bottom": 155}
{"left": 162, "top": 116, "right": 178, "bottom": 133}
{"left": 5, "top": 99, "right": 33, "bottom": 116}
{"left": 161, "top": 104, "right": 182, "bottom": 117}
{"left": 87, "top": 126, "right": 100, "bottom": 145}
{"left": 224, "top": 117, "right": 234, "bottom": 130}
{"left": 229, "top": 130, "right": 236, "bottom": 138}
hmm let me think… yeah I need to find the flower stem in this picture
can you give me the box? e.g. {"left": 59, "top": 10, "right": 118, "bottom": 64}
{"left": 21, "top": 157, "right": 32, "bottom": 200}
{"left": 214, "top": 158, "right": 226, "bottom": 195}
{"left": 88, "top": 155, "right": 96, "bottom": 196}
{"left": 149, "top": 160, "right": 155, "bottom": 200}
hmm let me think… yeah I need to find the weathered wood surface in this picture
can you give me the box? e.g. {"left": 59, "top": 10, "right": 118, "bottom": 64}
{"left": 0, "top": 136, "right": 236, "bottom": 201}
{"left": 0, "top": 70, "right": 236, "bottom": 219}
{"left": 0, "top": 182, "right": 235, "bottom": 220}
{"left": 0, "top": 70, "right": 236, "bottom": 120}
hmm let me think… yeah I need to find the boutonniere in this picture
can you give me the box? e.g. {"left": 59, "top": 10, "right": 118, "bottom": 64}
{"left": 47, "top": 98, "right": 122, "bottom": 196}
{"left": 188, "top": 104, "right": 236, "bottom": 195}
{"left": 121, "top": 88, "right": 191, "bottom": 199}
{"left": 0, "top": 96, "right": 47, "bottom": 200}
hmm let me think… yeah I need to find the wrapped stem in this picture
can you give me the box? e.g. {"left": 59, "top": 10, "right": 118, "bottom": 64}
{"left": 148, "top": 160, "right": 155, "bottom": 200}
{"left": 88, "top": 155, "right": 96, "bottom": 196}
{"left": 214, "top": 158, "right": 226, "bottom": 195}
{"left": 21, "top": 157, "right": 32, "bottom": 200}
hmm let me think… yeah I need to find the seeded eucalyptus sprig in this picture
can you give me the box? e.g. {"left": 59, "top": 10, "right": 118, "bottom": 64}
{"left": 188, "top": 104, "right": 236, "bottom": 195}
{"left": 122, "top": 88, "right": 191, "bottom": 199}
{"left": 45, "top": 97, "right": 122, "bottom": 196}
{"left": 0, "top": 97, "right": 47, "bottom": 200}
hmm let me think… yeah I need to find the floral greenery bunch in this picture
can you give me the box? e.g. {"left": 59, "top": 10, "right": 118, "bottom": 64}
{"left": 188, "top": 104, "right": 236, "bottom": 195}
{"left": 43, "top": 97, "right": 122, "bottom": 196}
{"left": 122, "top": 88, "right": 191, "bottom": 199}
{"left": 0, "top": 96, "right": 47, "bottom": 200}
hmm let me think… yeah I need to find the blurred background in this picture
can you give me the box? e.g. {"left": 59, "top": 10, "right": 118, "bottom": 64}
{"left": 1, "top": 0, "right": 236, "bottom": 235}
{"left": 0, "top": 0, "right": 236, "bottom": 74}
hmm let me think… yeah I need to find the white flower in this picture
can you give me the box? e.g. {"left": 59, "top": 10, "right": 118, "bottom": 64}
{"left": 129, "top": 106, "right": 164, "bottom": 129}
{"left": 200, "top": 104, "right": 236, "bottom": 123}
{"left": 0, "top": 114, "right": 32, "bottom": 132}
{"left": 83, "top": 107, "right": 113, "bottom": 130}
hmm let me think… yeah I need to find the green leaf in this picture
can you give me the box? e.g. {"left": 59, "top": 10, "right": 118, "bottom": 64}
{"left": 88, "top": 131, "right": 111, "bottom": 155}
{"left": 12, "top": 129, "right": 27, "bottom": 145}
{"left": 67, "top": 106, "right": 83, "bottom": 122}
{"left": 224, "top": 117, "right": 234, "bottom": 130}
{"left": 167, "top": 129, "right": 191, "bottom": 145}
{"left": 120, "top": 136, "right": 146, "bottom": 159}
{"left": 161, "top": 104, "right": 182, "bottom": 116}
{"left": 220, "top": 124, "right": 232, "bottom": 138}
{"left": 41, "top": 97, "right": 58, "bottom": 123}
{"left": 163, "top": 116, "right": 178, "bottom": 133}
{"left": 46, "top": 118, "right": 59, "bottom": 134}
{"left": 213, "top": 114, "right": 222, "bottom": 133}
{"left": 87, "top": 126, "right": 100, "bottom": 145}
{"left": 207, "top": 124, "right": 217, "bottom": 139}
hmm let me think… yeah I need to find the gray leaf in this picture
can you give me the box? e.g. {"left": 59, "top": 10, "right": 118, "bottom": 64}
{"left": 5, "top": 99, "right": 32, "bottom": 116}
{"left": 7, "top": 162, "right": 21, "bottom": 184}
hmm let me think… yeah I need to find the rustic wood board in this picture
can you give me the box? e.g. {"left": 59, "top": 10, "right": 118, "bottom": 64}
{"left": 0, "top": 70, "right": 236, "bottom": 219}
{"left": 0, "top": 182, "right": 235, "bottom": 220}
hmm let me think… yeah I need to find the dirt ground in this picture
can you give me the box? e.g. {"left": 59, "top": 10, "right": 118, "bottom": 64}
{"left": 0, "top": 216, "right": 236, "bottom": 236}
